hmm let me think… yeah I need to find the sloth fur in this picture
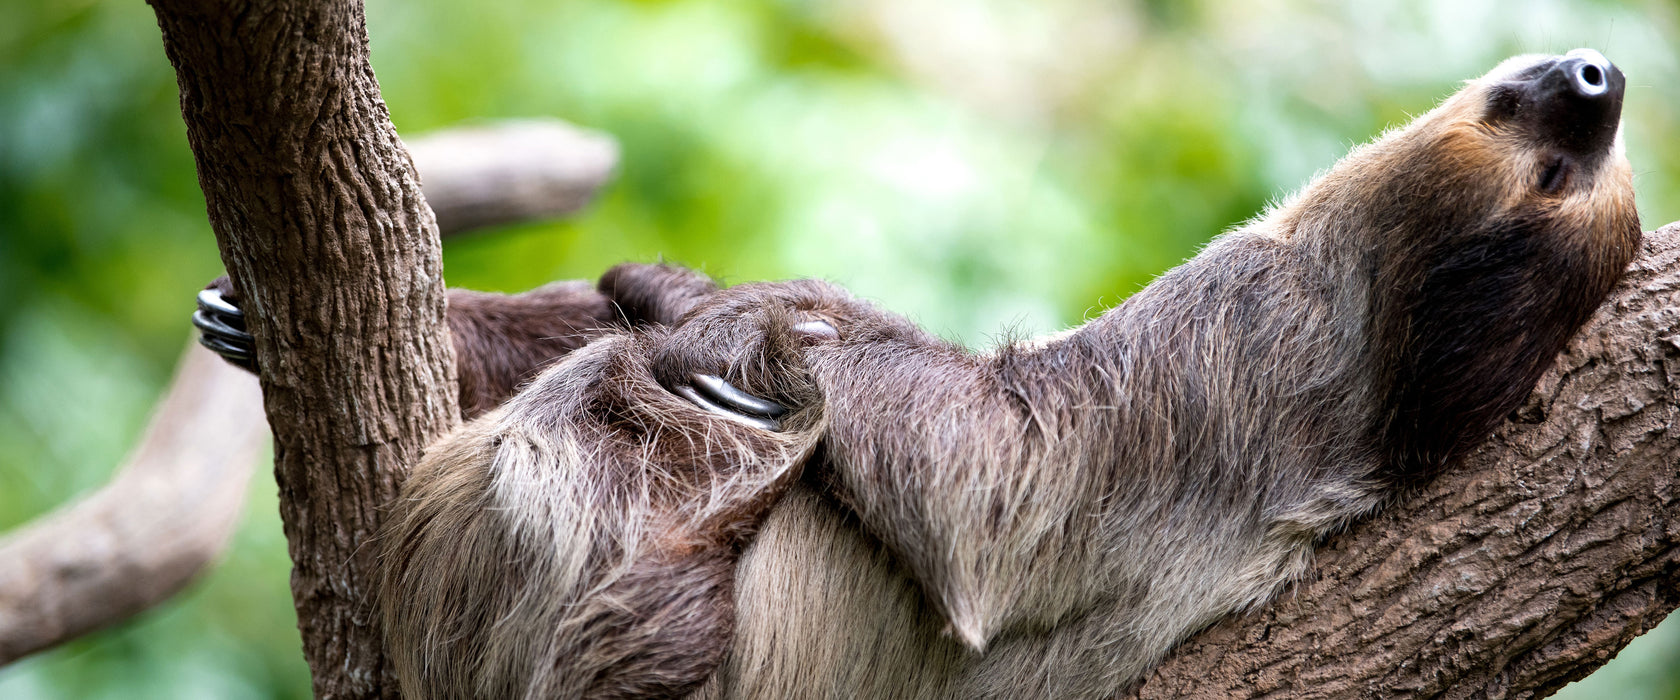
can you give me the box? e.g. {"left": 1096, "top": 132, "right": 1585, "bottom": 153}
{"left": 376, "top": 52, "right": 1642, "bottom": 699}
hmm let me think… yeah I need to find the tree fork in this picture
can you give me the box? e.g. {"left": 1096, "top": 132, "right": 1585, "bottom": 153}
{"left": 146, "top": 0, "right": 458, "bottom": 696}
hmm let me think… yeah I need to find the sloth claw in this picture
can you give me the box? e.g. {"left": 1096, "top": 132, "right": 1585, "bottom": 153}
{"left": 674, "top": 373, "right": 787, "bottom": 431}
{"left": 791, "top": 319, "right": 840, "bottom": 343}
{"left": 195, "top": 325, "right": 254, "bottom": 363}
{"left": 691, "top": 374, "right": 788, "bottom": 417}
{"left": 196, "top": 288, "right": 242, "bottom": 319}
{"left": 194, "top": 288, "right": 258, "bottom": 373}
{"left": 191, "top": 307, "right": 245, "bottom": 341}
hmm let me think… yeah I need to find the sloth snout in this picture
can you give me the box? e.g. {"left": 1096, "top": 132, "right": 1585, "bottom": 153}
{"left": 1517, "top": 48, "right": 1624, "bottom": 160}
{"left": 1538, "top": 48, "right": 1622, "bottom": 109}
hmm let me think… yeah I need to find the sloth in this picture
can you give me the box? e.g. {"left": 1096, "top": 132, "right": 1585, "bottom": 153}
{"left": 196, "top": 50, "right": 1641, "bottom": 698}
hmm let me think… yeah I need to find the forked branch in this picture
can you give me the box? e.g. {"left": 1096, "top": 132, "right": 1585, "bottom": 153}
{"left": 0, "top": 115, "right": 618, "bottom": 668}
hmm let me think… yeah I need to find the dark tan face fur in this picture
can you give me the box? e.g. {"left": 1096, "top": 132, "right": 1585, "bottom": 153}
{"left": 377, "top": 52, "right": 1640, "bottom": 699}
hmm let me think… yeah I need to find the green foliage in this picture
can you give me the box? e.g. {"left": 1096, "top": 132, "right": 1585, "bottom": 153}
{"left": 2, "top": 0, "right": 1677, "bottom": 696}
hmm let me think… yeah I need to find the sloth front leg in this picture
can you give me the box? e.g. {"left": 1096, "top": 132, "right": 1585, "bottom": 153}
{"left": 190, "top": 262, "right": 723, "bottom": 418}
{"left": 659, "top": 285, "right": 1065, "bottom": 654}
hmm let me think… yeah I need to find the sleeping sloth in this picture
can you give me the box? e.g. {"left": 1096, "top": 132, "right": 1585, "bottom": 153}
{"left": 196, "top": 49, "right": 1641, "bottom": 698}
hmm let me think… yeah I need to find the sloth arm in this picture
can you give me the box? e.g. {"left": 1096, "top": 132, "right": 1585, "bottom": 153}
{"left": 664, "top": 288, "right": 1109, "bottom": 655}
{"left": 193, "top": 262, "right": 720, "bottom": 419}
{"left": 197, "top": 268, "right": 1099, "bottom": 646}
{"left": 801, "top": 334, "right": 1097, "bottom": 652}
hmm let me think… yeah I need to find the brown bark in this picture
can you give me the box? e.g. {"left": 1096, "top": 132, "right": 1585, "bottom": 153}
{"left": 0, "top": 344, "right": 264, "bottom": 665}
{"left": 1127, "top": 223, "right": 1680, "bottom": 699}
{"left": 145, "top": 0, "right": 458, "bottom": 697}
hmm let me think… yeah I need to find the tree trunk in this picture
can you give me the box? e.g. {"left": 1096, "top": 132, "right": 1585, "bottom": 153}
{"left": 1126, "top": 223, "right": 1680, "bottom": 699}
{"left": 145, "top": 0, "right": 458, "bottom": 697}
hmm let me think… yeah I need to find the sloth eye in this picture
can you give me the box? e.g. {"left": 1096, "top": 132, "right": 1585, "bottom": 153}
{"left": 1538, "top": 155, "right": 1568, "bottom": 194}
{"left": 1483, "top": 84, "right": 1523, "bottom": 123}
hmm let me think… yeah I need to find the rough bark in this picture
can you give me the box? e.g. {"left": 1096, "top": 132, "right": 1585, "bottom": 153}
{"left": 145, "top": 0, "right": 458, "bottom": 697}
{"left": 0, "top": 344, "right": 264, "bottom": 665}
{"left": 1127, "top": 223, "right": 1680, "bottom": 699}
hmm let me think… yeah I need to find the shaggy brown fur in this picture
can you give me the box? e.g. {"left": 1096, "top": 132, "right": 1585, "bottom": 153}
{"left": 449, "top": 262, "right": 721, "bottom": 417}
{"left": 375, "top": 52, "right": 1642, "bottom": 698}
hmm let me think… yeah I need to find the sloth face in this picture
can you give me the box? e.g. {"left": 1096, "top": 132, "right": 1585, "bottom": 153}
{"left": 1458, "top": 49, "right": 1628, "bottom": 199}
{"left": 1383, "top": 49, "right": 1635, "bottom": 233}
{"left": 1283, "top": 49, "right": 1638, "bottom": 263}
{"left": 1316, "top": 50, "right": 1643, "bottom": 477}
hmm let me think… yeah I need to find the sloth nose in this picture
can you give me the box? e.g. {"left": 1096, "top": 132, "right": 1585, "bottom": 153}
{"left": 1521, "top": 48, "right": 1623, "bottom": 158}
{"left": 1561, "top": 48, "right": 1612, "bottom": 98}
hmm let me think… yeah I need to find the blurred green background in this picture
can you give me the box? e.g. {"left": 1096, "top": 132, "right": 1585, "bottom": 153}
{"left": 3, "top": 0, "right": 1679, "bottom": 696}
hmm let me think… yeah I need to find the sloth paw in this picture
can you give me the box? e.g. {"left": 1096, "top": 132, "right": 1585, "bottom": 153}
{"left": 669, "top": 319, "right": 837, "bottom": 430}
{"left": 193, "top": 286, "right": 258, "bottom": 373}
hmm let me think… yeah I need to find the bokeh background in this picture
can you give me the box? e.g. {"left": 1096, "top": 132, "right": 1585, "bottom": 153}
{"left": 3, "top": 0, "right": 1679, "bottom": 696}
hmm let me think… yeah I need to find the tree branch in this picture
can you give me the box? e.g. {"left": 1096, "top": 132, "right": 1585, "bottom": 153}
{"left": 1127, "top": 223, "right": 1680, "bottom": 699}
{"left": 0, "top": 344, "right": 264, "bottom": 665}
{"left": 146, "top": 0, "right": 458, "bottom": 696}
{"left": 411, "top": 119, "right": 618, "bottom": 237}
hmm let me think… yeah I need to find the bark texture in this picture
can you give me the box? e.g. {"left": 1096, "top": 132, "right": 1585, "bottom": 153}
{"left": 0, "top": 344, "right": 264, "bottom": 665}
{"left": 146, "top": 0, "right": 458, "bottom": 697}
{"left": 1127, "top": 223, "right": 1680, "bottom": 698}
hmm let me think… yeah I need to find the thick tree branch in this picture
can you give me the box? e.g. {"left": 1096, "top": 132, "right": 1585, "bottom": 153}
{"left": 146, "top": 0, "right": 458, "bottom": 696}
{"left": 0, "top": 344, "right": 264, "bottom": 665}
{"left": 1127, "top": 223, "right": 1680, "bottom": 699}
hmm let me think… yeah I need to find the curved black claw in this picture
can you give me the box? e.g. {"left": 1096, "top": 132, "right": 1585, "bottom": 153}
{"left": 193, "top": 288, "right": 258, "bottom": 373}
{"left": 673, "top": 373, "right": 788, "bottom": 431}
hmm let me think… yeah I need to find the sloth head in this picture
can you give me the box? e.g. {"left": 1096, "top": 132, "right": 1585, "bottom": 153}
{"left": 1273, "top": 50, "right": 1642, "bottom": 479}
{"left": 1285, "top": 48, "right": 1637, "bottom": 254}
